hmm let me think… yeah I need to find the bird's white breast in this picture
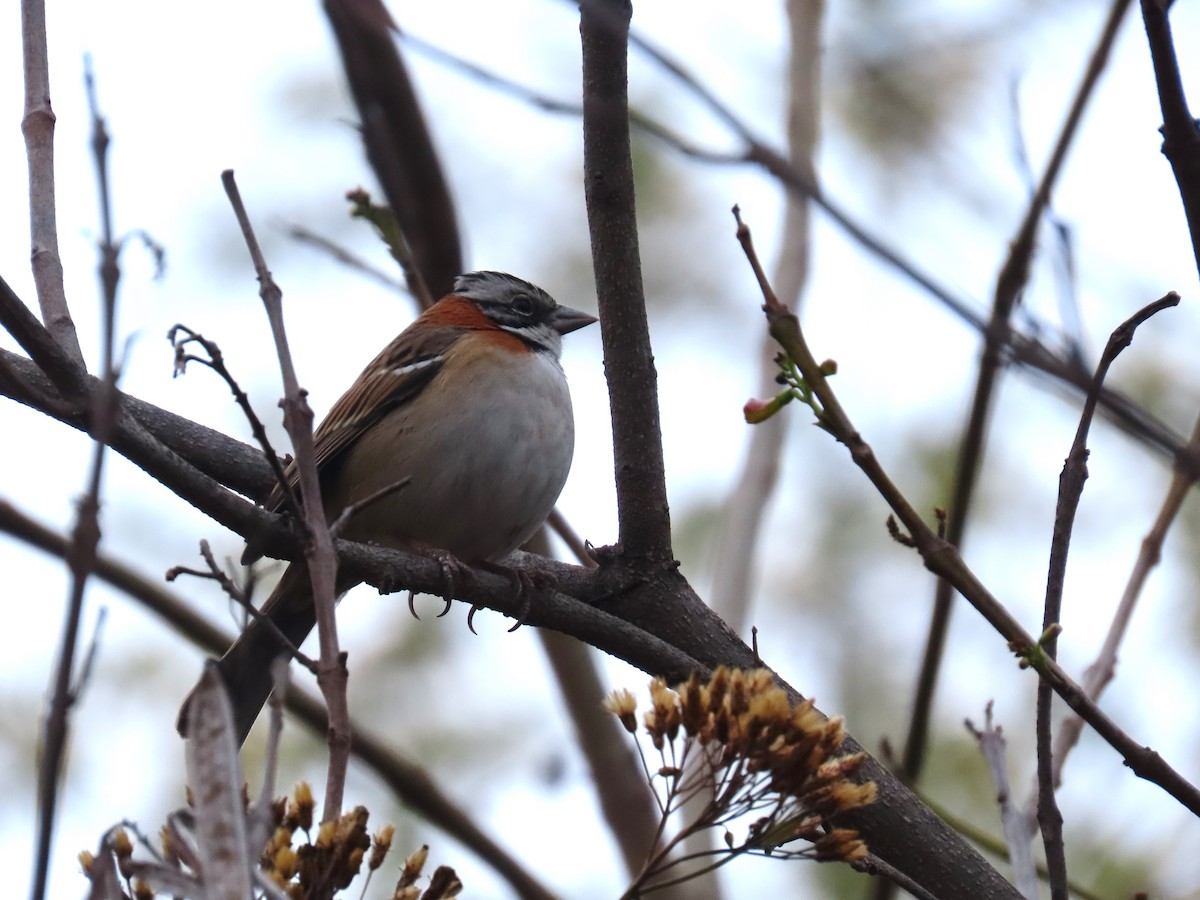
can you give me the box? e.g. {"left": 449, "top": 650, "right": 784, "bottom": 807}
{"left": 332, "top": 338, "right": 575, "bottom": 561}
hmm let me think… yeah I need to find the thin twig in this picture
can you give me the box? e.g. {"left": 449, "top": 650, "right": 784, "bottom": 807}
{"left": 166, "top": 541, "right": 319, "bottom": 675}
{"left": 899, "top": 0, "right": 1134, "bottom": 790}
{"left": 165, "top": 539, "right": 247, "bottom": 604}
{"left": 1042, "top": 405, "right": 1200, "bottom": 796}
{"left": 285, "top": 223, "right": 408, "bottom": 295}
{"left": 736, "top": 209, "right": 1200, "bottom": 818}
{"left": 167, "top": 324, "right": 301, "bottom": 523}
{"left": 345, "top": 187, "right": 434, "bottom": 309}
{"left": 221, "top": 170, "right": 349, "bottom": 821}
{"left": 32, "top": 63, "right": 126, "bottom": 900}
{"left": 1033, "top": 293, "right": 1173, "bottom": 898}
{"left": 965, "top": 705, "right": 1039, "bottom": 899}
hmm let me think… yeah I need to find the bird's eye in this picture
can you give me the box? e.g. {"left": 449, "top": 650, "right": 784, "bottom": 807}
{"left": 511, "top": 294, "right": 536, "bottom": 316}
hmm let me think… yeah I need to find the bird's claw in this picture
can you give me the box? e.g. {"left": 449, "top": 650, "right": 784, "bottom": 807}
{"left": 407, "top": 544, "right": 463, "bottom": 620}
{"left": 470, "top": 562, "right": 554, "bottom": 633}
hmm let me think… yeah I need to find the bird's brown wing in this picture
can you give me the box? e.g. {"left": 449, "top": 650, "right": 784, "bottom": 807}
{"left": 262, "top": 324, "right": 462, "bottom": 513}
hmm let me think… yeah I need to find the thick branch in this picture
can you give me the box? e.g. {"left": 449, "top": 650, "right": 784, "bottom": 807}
{"left": 579, "top": 0, "right": 674, "bottom": 563}
{"left": 1, "top": 341, "right": 1019, "bottom": 897}
{"left": 0, "top": 499, "right": 557, "bottom": 900}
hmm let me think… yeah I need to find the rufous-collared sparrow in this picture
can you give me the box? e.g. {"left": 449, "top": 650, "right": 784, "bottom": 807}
{"left": 178, "top": 270, "right": 597, "bottom": 744}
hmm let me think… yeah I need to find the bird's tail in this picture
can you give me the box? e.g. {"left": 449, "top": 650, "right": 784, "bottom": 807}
{"left": 176, "top": 562, "right": 318, "bottom": 747}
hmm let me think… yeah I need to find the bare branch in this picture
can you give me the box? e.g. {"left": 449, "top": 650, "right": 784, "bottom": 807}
{"left": 965, "top": 706, "right": 1039, "bottom": 900}
{"left": 20, "top": 0, "right": 83, "bottom": 364}
{"left": 32, "top": 66, "right": 127, "bottom": 900}
{"left": 739, "top": 208, "right": 1200, "bottom": 820}
{"left": 285, "top": 222, "right": 408, "bottom": 295}
{"left": 901, "top": 0, "right": 1135, "bottom": 788}
{"left": 322, "top": 0, "right": 462, "bottom": 298}
{"left": 168, "top": 324, "right": 301, "bottom": 523}
{"left": 1141, "top": 0, "right": 1200, "bottom": 277}
{"left": 1044, "top": 403, "right": 1200, "bottom": 791}
{"left": 580, "top": 0, "right": 673, "bottom": 563}
{"left": 0, "top": 498, "right": 559, "bottom": 900}
{"left": 221, "top": 170, "right": 350, "bottom": 820}
{"left": 1034, "top": 291, "right": 1178, "bottom": 897}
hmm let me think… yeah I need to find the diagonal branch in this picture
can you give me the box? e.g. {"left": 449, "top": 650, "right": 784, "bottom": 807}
{"left": 0, "top": 498, "right": 557, "bottom": 900}
{"left": 739, "top": 207, "right": 1200, "bottom": 821}
{"left": 1, "top": 334, "right": 1019, "bottom": 896}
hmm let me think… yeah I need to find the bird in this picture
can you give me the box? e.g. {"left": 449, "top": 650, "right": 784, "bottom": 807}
{"left": 178, "top": 270, "right": 597, "bottom": 745}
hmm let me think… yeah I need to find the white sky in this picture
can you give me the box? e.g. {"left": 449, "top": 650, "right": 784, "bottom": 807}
{"left": 4, "top": 1, "right": 1200, "bottom": 897}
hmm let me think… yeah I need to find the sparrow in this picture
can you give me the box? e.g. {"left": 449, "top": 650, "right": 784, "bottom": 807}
{"left": 178, "top": 270, "right": 596, "bottom": 745}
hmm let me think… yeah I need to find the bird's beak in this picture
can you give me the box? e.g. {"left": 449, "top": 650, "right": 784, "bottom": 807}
{"left": 551, "top": 305, "right": 599, "bottom": 335}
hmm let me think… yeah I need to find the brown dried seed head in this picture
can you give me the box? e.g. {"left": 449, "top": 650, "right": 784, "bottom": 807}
{"left": 603, "top": 688, "right": 639, "bottom": 733}
{"left": 273, "top": 845, "right": 300, "bottom": 880}
{"left": 315, "top": 820, "right": 337, "bottom": 849}
{"left": 679, "top": 672, "right": 706, "bottom": 735}
{"left": 815, "top": 752, "right": 866, "bottom": 784}
{"left": 369, "top": 824, "right": 395, "bottom": 871}
{"left": 745, "top": 687, "right": 791, "bottom": 727}
{"left": 707, "top": 666, "right": 730, "bottom": 714}
{"left": 831, "top": 780, "right": 877, "bottom": 812}
{"left": 649, "top": 678, "right": 682, "bottom": 741}
{"left": 78, "top": 851, "right": 95, "bottom": 877}
{"left": 112, "top": 829, "right": 133, "bottom": 859}
{"left": 262, "top": 825, "right": 293, "bottom": 865}
{"left": 814, "top": 828, "right": 867, "bottom": 862}
{"left": 728, "top": 670, "right": 750, "bottom": 716}
{"left": 292, "top": 782, "right": 315, "bottom": 832}
{"left": 425, "top": 865, "right": 464, "bottom": 898}
{"left": 747, "top": 669, "right": 776, "bottom": 693}
{"left": 397, "top": 844, "right": 430, "bottom": 888}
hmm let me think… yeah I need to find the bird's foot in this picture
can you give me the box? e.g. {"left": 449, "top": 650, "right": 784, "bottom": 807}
{"left": 467, "top": 560, "right": 556, "bottom": 634}
{"left": 406, "top": 544, "right": 468, "bottom": 620}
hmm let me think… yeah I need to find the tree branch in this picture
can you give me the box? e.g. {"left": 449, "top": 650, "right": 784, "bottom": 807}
{"left": 20, "top": 0, "right": 83, "bottom": 364}
{"left": 579, "top": 0, "right": 674, "bottom": 564}
{"left": 322, "top": 0, "right": 462, "bottom": 299}
{"left": 1141, "top": 0, "right": 1200, "bottom": 277}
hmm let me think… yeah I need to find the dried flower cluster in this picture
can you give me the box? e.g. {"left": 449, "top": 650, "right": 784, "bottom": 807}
{"left": 79, "top": 783, "right": 460, "bottom": 899}
{"left": 606, "top": 667, "right": 876, "bottom": 894}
